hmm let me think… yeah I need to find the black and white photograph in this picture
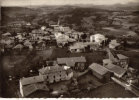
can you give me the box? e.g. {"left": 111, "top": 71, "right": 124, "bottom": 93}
{"left": 0, "top": 0, "right": 139, "bottom": 98}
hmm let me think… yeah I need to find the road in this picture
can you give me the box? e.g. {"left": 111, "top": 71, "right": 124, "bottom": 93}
{"left": 112, "top": 77, "right": 139, "bottom": 97}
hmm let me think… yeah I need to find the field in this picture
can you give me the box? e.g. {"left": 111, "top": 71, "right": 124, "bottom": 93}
{"left": 76, "top": 82, "right": 136, "bottom": 98}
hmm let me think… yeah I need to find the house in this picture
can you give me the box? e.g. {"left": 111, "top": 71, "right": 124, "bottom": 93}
{"left": 24, "top": 40, "right": 32, "bottom": 47}
{"left": 39, "top": 64, "right": 73, "bottom": 83}
{"left": 49, "top": 21, "right": 58, "bottom": 27}
{"left": 126, "top": 31, "right": 137, "bottom": 37}
{"left": 36, "top": 41, "right": 46, "bottom": 50}
{"left": 90, "top": 34, "right": 106, "bottom": 45}
{"left": 53, "top": 26, "right": 71, "bottom": 32}
{"left": 43, "top": 36, "right": 51, "bottom": 41}
{"left": 54, "top": 26, "right": 61, "bottom": 32}
{"left": 57, "top": 56, "right": 86, "bottom": 71}
{"left": 98, "top": 21, "right": 109, "bottom": 26}
{"left": 19, "top": 75, "right": 49, "bottom": 97}
{"left": 32, "top": 29, "right": 44, "bottom": 35}
{"left": 89, "top": 63, "right": 111, "bottom": 81}
{"left": 15, "top": 34, "right": 23, "bottom": 40}
{"left": 8, "top": 21, "right": 26, "bottom": 27}
{"left": 69, "top": 42, "right": 87, "bottom": 53}
{"left": 56, "top": 38, "right": 69, "bottom": 47}
{"left": 26, "top": 22, "right": 31, "bottom": 26}
{"left": 69, "top": 42, "right": 90, "bottom": 53}
{"left": 103, "top": 59, "right": 112, "bottom": 66}
{"left": 117, "top": 54, "right": 129, "bottom": 69}
{"left": 70, "top": 32, "right": 84, "bottom": 40}
{"left": 41, "top": 26, "right": 46, "bottom": 31}
{"left": 2, "top": 32, "right": 11, "bottom": 37}
{"left": 112, "top": 20, "right": 122, "bottom": 26}
{"left": 104, "top": 63, "right": 126, "bottom": 78}
{"left": 1, "top": 38, "right": 14, "bottom": 45}
{"left": 29, "top": 33, "right": 39, "bottom": 42}
{"left": 13, "top": 44, "right": 24, "bottom": 51}
{"left": 86, "top": 42, "right": 100, "bottom": 51}
{"left": 106, "top": 48, "right": 119, "bottom": 64}
{"left": 54, "top": 32, "right": 63, "bottom": 38}
{"left": 23, "top": 40, "right": 33, "bottom": 50}
{"left": 56, "top": 33, "right": 75, "bottom": 47}
{"left": 106, "top": 48, "right": 129, "bottom": 69}
{"left": 62, "top": 26, "right": 71, "bottom": 32}
{"left": 45, "top": 61, "right": 57, "bottom": 66}
{"left": 109, "top": 40, "right": 121, "bottom": 49}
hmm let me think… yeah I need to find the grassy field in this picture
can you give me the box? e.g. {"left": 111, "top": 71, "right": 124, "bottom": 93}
{"left": 67, "top": 82, "right": 136, "bottom": 98}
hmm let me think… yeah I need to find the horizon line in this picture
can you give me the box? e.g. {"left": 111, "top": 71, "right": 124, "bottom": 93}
{"left": 1, "top": 2, "right": 139, "bottom": 7}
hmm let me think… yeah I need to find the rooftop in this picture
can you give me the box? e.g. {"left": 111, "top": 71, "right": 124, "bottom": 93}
{"left": 39, "top": 64, "right": 65, "bottom": 75}
{"left": 109, "top": 40, "right": 120, "bottom": 48}
{"left": 57, "top": 56, "right": 86, "bottom": 67}
{"left": 20, "top": 75, "right": 44, "bottom": 86}
{"left": 89, "top": 63, "right": 109, "bottom": 75}
{"left": 69, "top": 42, "right": 94, "bottom": 50}
{"left": 103, "top": 59, "right": 112, "bottom": 64}
{"left": 13, "top": 44, "right": 24, "bottom": 49}
{"left": 23, "top": 83, "right": 49, "bottom": 97}
{"left": 104, "top": 63, "right": 126, "bottom": 78}
{"left": 70, "top": 43, "right": 86, "bottom": 50}
{"left": 117, "top": 54, "right": 128, "bottom": 60}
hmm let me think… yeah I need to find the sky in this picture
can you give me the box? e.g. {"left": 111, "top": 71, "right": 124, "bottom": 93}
{"left": 1, "top": 0, "right": 139, "bottom": 6}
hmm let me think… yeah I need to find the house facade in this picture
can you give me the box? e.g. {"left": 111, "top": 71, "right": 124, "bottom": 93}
{"left": 57, "top": 57, "right": 86, "bottom": 71}
{"left": 89, "top": 63, "right": 111, "bottom": 82}
{"left": 117, "top": 54, "right": 129, "bottom": 69}
{"left": 39, "top": 64, "right": 73, "bottom": 83}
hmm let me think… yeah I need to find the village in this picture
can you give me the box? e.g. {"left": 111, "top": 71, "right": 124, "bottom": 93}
{"left": 0, "top": 4, "right": 139, "bottom": 98}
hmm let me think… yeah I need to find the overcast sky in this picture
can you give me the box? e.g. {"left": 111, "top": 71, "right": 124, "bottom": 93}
{"left": 1, "top": 0, "right": 139, "bottom": 6}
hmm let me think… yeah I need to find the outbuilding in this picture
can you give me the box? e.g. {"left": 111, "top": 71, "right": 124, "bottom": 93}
{"left": 57, "top": 57, "right": 86, "bottom": 71}
{"left": 19, "top": 75, "right": 49, "bottom": 97}
{"left": 104, "top": 63, "right": 126, "bottom": 78}
{"left": 89, "top": 63, "right": 111, "bottom": 81}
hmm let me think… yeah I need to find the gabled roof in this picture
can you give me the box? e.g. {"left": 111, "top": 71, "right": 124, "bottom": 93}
{"left": 103, "top": 59, "right": 112, "bottom": 64}
{"left": 109, "top": 40, "right": 120, "bottom": 48}
{"left": 23, "top": 83, "right": 49, "bottom": 97}
{"left": 2, "top": 32, "right": 11, "bottom": 36}
{"left": 39, "top": 64, "right": 65, "bottom": 75}
{"left": 117, "top": 54, "right": 128, "bottom": 60}
{"left": 104, "top": 63, "right": 126, "bottom": 78}
{"left": 24, "top": 40, "right": 32, "bottom": 46}
{"left": 126, "top": 31, "right": 137, "bottom": 37}
{"left": 89, "top": 63, "right": 109, "bottom": 75}
{"left": 13, "top": 44, "right": 24, "bottom": 49}
{"left": 72, "top": 32, "right": 84, "bottom": 35}
{"left": 69, "top": 42, "right": 89, "bottom": 50}
{"left": 57, "top": 57, "right": 86, "bottom": 67}
{"left": 70, "top": 43, "right": 85, "bottom": 50}
{"left": 20, "top": 75, "right": 44, "bottom": 86}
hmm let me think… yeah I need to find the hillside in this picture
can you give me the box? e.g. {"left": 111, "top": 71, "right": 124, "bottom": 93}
{"left": 46, "top": 7, "right": 110, "bottom": 32}
{"left": 1, "top": 7, "right": 37, "bottom": 16}
{"left": 75, "top": 2, "right": 139, "bottom": 11}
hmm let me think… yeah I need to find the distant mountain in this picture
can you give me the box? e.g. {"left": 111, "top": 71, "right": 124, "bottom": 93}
{"left": 1, "top": 7, "right": 38, "bottom": 17}
{"left": 74, "top": 2, "right": 139, "bottom": 11}
{"left": 1, "top": 7, "right": 39, "bottom": 25}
